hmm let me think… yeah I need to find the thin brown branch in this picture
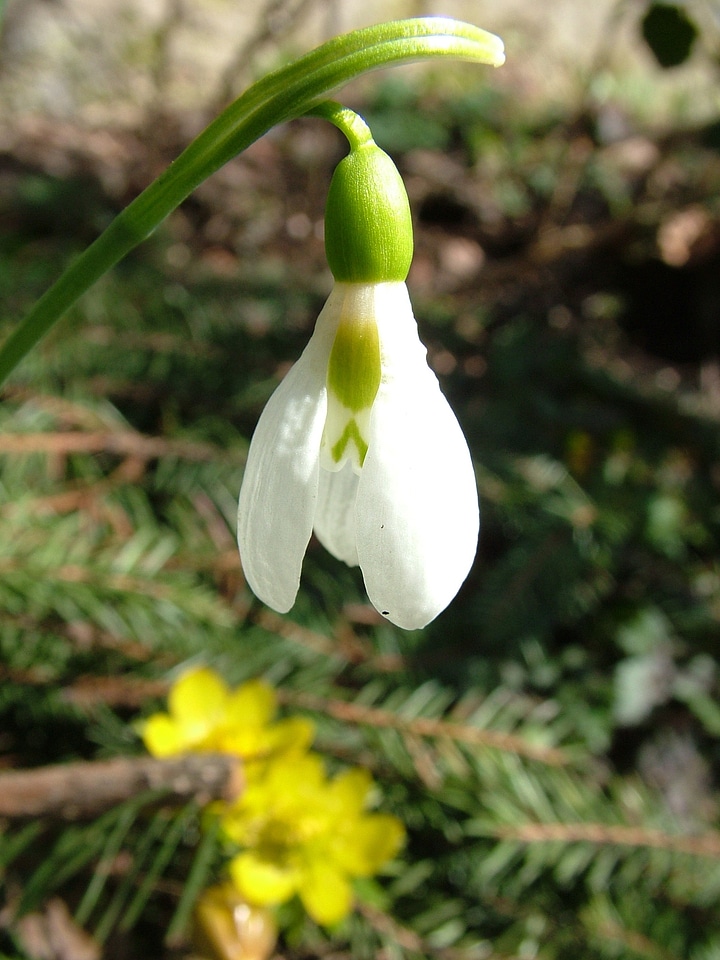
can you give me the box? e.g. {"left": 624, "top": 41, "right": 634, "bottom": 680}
{"left": 0, "top": 559, "right": 234, "bottom": 619}
{"left": 11, "top": 899, "right": 101, "bottom": 960}
{"left": 62, "top": 674, "right": 172, "bottom": 709}
{"left": 252, "top": 607, "right": 348, "bottom": 658}
{"left": 253, "top": 608, "right": 405, "bottom": 672}
{"left": 491, "top": 820, "right": 720, "bottom": 859}
{"left": 593, "top": 917, "right": 678, "bottom": 960}
{"left": 281, "top": 692, "right": 569, "bottom": 767}
{"left": 359, "top": 903, "right": 426, "bottom": 954}
{"left": 0, "top": 430, "right": 231, "bottom": 463}
{"left": 0, "top": 754, "right": 243, "bottom": 821}
{"left": 360, "top": 903, "right": 523, "bottom": 960}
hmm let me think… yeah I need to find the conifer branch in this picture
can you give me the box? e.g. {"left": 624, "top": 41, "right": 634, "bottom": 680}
{"left": 282, "top": 692, "right": 570, "bottom": 766}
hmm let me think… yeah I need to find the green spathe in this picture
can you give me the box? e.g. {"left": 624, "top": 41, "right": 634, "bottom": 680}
{"left": 324, "top": 143, "right": 413, "bottom": 283}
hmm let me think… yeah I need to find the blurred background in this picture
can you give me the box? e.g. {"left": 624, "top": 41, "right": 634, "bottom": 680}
{"left": 1, "top": 0, "right": 720, "bottom": 958}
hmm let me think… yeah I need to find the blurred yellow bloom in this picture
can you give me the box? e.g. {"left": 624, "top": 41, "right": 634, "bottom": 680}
{"left": 141, "top": 667, "right": 314, "bottom": 763}
{"left": 141, "top": 667, "right": 405, "bottom": 929}
{"left": 221, "top": 752, "right": 405, "bottom": 926}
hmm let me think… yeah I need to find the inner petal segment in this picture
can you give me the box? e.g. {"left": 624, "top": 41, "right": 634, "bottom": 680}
{"left": 321, "top": 306, "right": 381, "bottom": 472}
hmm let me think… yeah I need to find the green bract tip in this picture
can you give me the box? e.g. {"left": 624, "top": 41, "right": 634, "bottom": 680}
{"left": 324, "top": 142, "right": 414, "bottom": 284}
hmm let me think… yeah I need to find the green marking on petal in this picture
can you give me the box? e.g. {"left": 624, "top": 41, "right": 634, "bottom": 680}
{"left": 331, "top": 418, "right": 369, "bottom": 466}
{"left": 327, "top": 314, "right": 381, "bottom": 412}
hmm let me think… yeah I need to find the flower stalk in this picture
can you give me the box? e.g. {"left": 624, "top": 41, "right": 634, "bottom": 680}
{"left": 0, "top": 18, "right": 503, "bottom": 387}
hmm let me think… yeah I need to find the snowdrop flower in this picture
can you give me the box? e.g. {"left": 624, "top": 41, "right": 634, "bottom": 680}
{"left": 237, "top": 125, "right": 479, "bottom": 629}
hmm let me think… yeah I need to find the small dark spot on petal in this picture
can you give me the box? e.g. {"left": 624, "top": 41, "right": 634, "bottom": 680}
{"left": 380, "top": 524, "right": 385, "bottom": 529}
{"left": 382, "top": 610, "right": 389, "bottom": 616}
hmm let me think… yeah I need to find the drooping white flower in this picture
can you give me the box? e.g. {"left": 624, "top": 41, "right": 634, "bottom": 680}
{"left": 237, "top": 281, "right": 479, "bottom": 630}
{"left": 237, "top": 116, "right": 479, "bottom": 629}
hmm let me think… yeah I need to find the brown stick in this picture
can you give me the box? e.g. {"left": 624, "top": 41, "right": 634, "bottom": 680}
{"left": 0, "top": 753, "right": 243, "bottom": 821}
{"left": 491, "top": 820, "right": 720, "bottom": 859}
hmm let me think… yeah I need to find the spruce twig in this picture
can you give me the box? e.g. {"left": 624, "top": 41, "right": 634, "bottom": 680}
{"left": 282, "top": 691, "right": 570, "bottom": 766}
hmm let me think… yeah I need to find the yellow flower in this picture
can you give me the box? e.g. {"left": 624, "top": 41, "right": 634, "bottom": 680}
{"left": 140, "top": 668, "right": 405, "bottom": 928}
{"left": 141, "top": 667, "right": 313, "bottom": 763}
{"left": 221, "top": 752, "right": 405, "bottom": 926}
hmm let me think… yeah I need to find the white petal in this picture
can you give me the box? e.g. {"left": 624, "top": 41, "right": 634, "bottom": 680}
{"left": 314, "top": 461, "right": 360, "bottom": 567}
{"left": 237, "top": 287, "right": 344, "bottom": 612}
{"left": 355, "top": 283, "right": 479, "bottom": 629}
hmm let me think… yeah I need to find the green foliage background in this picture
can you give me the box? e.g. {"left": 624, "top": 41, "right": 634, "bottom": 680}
{"left": 1, "top": 2, "right": 720, "bottom": 958}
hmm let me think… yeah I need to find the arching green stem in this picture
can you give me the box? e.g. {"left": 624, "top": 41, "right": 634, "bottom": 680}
{"left": 305, "top": 101, "right": 374, "bottom": 151}
{"left": 0, "top": 17, "right": 503, "bottom": 387}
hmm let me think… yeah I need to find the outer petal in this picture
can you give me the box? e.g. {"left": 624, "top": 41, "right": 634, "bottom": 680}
{"left": 142, "top": 667, "right": 230, "bottom": 756}
{"left": 264, "top": 715, "right": 316, "bottom": 756}
{"left": 169, "top": 667, "right": 229, "bottom": 731}
{"left": 224, "top": 679, "right": 276, "bottom": 728}
{"left": 330, "top": 814, "right": 406, "bottom": 876}
{"left": 237, "top": 288, "right": 345, "bottom": 612}
{"left": 229, "top": 851, "right": 298, "bottom": 906}
{"left": 356, "top": 283, "right": 479, "bottom": 629}
{"left": 141, "top": 714, "right": 185, "bottom": 758}
{"left": 298, "top": 860, "right": 353, "bottom": 926}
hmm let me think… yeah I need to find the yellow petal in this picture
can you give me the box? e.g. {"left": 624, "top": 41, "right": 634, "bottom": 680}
{"left": 219, "top": 706, "right": 313, "bottom": 763}
{"left": 328, "top": 767, "right": 373, "bottom": 816}
{"left": 331, "top": 814, "right": 405, "bottom": 877}
{"left": 265, "top": 751, "right": 327, "bottom": 802}
{"left": 229, "top": 852, "right": 298, "bottom": 906}
{"left": 141, "top": 714, "right": 184, "bottom": 757}
{"left": 299, "top": 860, "right": 353, "bottom": 926}
{"left": 224, "top": 680, "right": 276, "bottom": 729}
{"left": 266, "top": 716, "right": 316, "bottom": 755}
{"left": 169, "top": 667, "right": 229, "bottom": 745}
{"left": 217, "top": 727, "right": 269, "bottom": 759}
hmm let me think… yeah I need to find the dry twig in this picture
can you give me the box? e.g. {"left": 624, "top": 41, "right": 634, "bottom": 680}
{"left": 0, "top": 754, "right": 243, "bottom": 821}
